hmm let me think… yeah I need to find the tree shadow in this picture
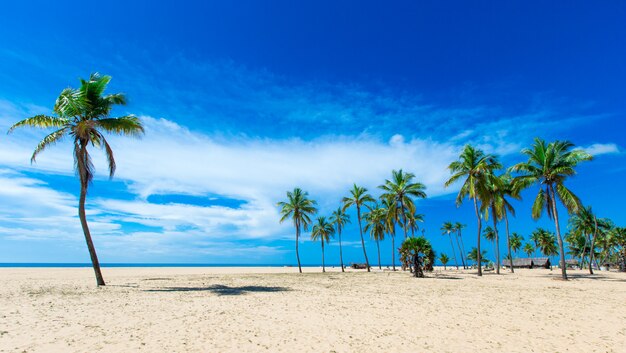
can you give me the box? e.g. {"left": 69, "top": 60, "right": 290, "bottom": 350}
{"left": 144, "top": 284, "right": 291, "bottom": 296}
{"left": 540, "top": 273, "right": 626, "bottom": 282}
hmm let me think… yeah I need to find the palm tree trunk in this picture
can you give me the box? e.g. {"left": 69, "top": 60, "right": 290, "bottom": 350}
{"left": 448, "top": 233, "right": 459, "bottom": 269}
{"left": 589, "top": 217, "right": 598, "bottom": 274}
{"left": 295, "top": 220, "right": 302, "bottom": 274}
{"left": 472, "top": 196, "right": 483, "bottom": 276}
{"left": 391, "top": 231, "right": 396, "bottom": 271}
{"left": 454, "top": 233, "right": 466, "bottom": 269}
{"left": 459, "top": 231, "right": 467, "bottom": 269}
{"left": 356, "top": 206, "right": 370, "bottom": 272}
{"left": 504, "top": 211, "right": 514, "bottom": 273}
{"left": 376, "top": 240, "right": 381, "bottom": 269}
{"left": 400, "top": 199, "right": 408, "bottom": 239}
{"left": 549, "top": 184, "right": 568, "bottom": 280}
{"left": 338, "top": 227, "right": 345, "bottom": 272}
{"left": 491, "top": 204, "right": 501, "bottom": 275}
{"left": 321, "top": 240, "right": 325, "bottom": 273}
{"left": 78, "top": 178, "right": 105, "bottom": 286}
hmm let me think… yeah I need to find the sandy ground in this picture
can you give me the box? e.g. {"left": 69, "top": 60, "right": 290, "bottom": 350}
{"left": 1, "top": 266, "right": 625, "bottom": 353}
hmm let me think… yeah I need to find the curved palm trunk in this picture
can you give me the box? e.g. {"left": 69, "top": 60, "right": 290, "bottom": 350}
{"left": 454, "top": 233, "right": 465, "bottom": 269}
{"left": 589, "top": 217, "right": 598, "bottom": 275}
{"left": 459, "top": 231, "right": 467, "bottom": 269}
{"left": 448, "top": 233, "right": 459, "bottom": 269}
{"left": 549, "top": 184, "right": 568, "bottom": 280}
{"left": 295, "top": 219, "right": 302, "bottom": 273}
{"left": 321, "top": 240, "right": 325, "bottom": 273}
{"left": 78, "top": 175, "right": 105, "bottom": 286}
{"left": 338, "top": 226, "right": 345, "bottom": 272}
{"left": 376, "top": 240, "right": 381, "bottom": 269}
{"left": 504, "top": 211, "right": 514, "bottom": 273}
{"left": 356, "top": 206, "right": 370, "bottom": 272}
{"left": 491, "top": 204, "right": 501, "bottom": 275}
{"left": 472, "top": 196, "right": 483, "bottom": 276}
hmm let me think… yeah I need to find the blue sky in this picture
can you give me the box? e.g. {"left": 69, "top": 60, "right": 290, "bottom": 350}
{"left": 0, "top": 1, "right": 624, "bottom": 265}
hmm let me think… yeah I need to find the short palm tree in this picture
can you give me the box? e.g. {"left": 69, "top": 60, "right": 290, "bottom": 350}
{"left": 445, "top": 145, "right": 501, "bottom": 276}
{"left": 400, "top": 236, "right": 433, "bottom": 277}
{"left": 8, "top": 73, "right": 144, "bottom": 286}
{"left": 454, "top": 222, "right": 468, "bottom": 268}
{"left": 379, "top": 169, "right": 427, "bottom": 239}
{"left": 406, "top": 210, "right": 424, "bottom": 238}
{"left": 609, "top": 227, "right": 626, "bottom": 272}
{"left": 364, "top": 206, "right": 386, "bottom": 269}
{"left": 439, "top": 253, "right": 450, "bottom": 270}
{"left": 510, "top": 138, "right": 592, "bottom": 280}
{"left": 278, "top": 188, "right": 318, "bottom": 273}
{"left": 523, "top": 242, "right": 535, "bottom": 258}
{"left": 532, "top": 228, "right": 558, "bottom": 259}
{"left": 510, "top": 232, "right": 523, "bottom": 257}
{"left": 311, "top": 216, "right": 334, "bottom": 272}
{"left": 482, "top": 226, "right": 497, "bottom": 261}
{"left": 468, "top": 247, "right": 489, "bottom": 266}
{"left": 342, "top": 184, "right": 375, "bottom": 272}
{"left": 329, "top": 207, "right": 350, "bottom": 272}
{"left": 440, "top": 221, "right": 459, "bottom": 269}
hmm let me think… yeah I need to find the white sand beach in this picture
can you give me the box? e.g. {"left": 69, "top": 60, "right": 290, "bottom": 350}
{"left": 1, "top": 267, "right": 625, "bottom": 353}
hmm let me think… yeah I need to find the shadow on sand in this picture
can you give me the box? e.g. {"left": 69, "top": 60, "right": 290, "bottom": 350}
{"left": 540, "top": 272, "right": 626, "bottom": 282}
{"left": 144, "top": 284, "right": 291, "bottom": 296}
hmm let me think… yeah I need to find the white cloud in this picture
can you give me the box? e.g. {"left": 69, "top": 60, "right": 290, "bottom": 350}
{"left": 582, "top": 143, "right": 620, "bottom": 156}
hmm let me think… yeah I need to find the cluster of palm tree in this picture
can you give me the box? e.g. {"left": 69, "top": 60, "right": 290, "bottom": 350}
{"left": 566, "top": 206, "right": 626, "bottom": 273}
{"left": 445, "top": 139, "right": 593, "bottom": 280}
{"left": 279, "top": 170, "right": 427, "bottom": 273}
{"left": 440, "top": 221, "right": 467, "bottom": 269}
{"left": 11, "top": 74, "right": 626, "bottom": 286}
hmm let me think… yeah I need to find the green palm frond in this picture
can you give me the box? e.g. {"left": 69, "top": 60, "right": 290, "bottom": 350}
{"left": 96, "top": 116, "right": 145, "bottom": 137}
{"left": 31, "top": 127, "right": 69, "bottom": 162}
{"left": 8, "top": 115, "right": 70, "bottom": 133}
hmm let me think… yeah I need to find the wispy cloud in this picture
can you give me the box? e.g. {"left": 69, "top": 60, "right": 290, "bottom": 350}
{"left": 582, "top": 143, "right": 620, "bottom": 156}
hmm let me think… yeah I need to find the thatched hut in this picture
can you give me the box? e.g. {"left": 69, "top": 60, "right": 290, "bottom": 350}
{"left": 501, "top": 257, "right": 551, "bottom": 269}
{"left": 565, "top": 259, "right": 579, "bottom": 269}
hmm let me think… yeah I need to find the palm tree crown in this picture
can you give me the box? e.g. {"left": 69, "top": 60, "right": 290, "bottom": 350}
{"left": 379, "top": 169, "right": 427, "bottom": 239}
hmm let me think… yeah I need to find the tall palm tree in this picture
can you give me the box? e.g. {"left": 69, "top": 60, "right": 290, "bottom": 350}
{"left": 342, "top": 184, "right": 375, "bottom": 272}
{"left": 380, "top": 196, "right": 399, "bottom": 270}
{"left": 451, "top": 222, "right": 466, "bottom": 269}
{"left": 481, "top": 173, "right": 519, "bottom": 274}
{"left": 8, "top": 73, "right": 144, "bottom": 286}
{"left": 379, "top": 169, "right": 427, "bottom": 239}
{"left": 440, "top": 221, "right": 459, "bottom": 269}
{"left": 445, "top": 145, "right": 501, "bottom": 276}
{"left": 329, "top": 207, "right": 350, "bottom": 272}
{"left": 364, "top": 206, "right": 386, "bottom": 269}
{"left": 278, "top": 188, "right": 318, "bottom": 273}
{"left": 311, "top": 216, "right": 334, "bottom": 273}
{"left": 510, "top": 138, "right": 592, "bottom": 280}
{"left": 400, "top": 236, "right": 433, "bottom": 277}
{"left": 523, "top": 242, "right": 535, "bottom": 258}
{"left": 510, "top": 232, "right": 523, "bottom": 257}
{"left": 454, "top": 222, "right": 468, "bottom": 269}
